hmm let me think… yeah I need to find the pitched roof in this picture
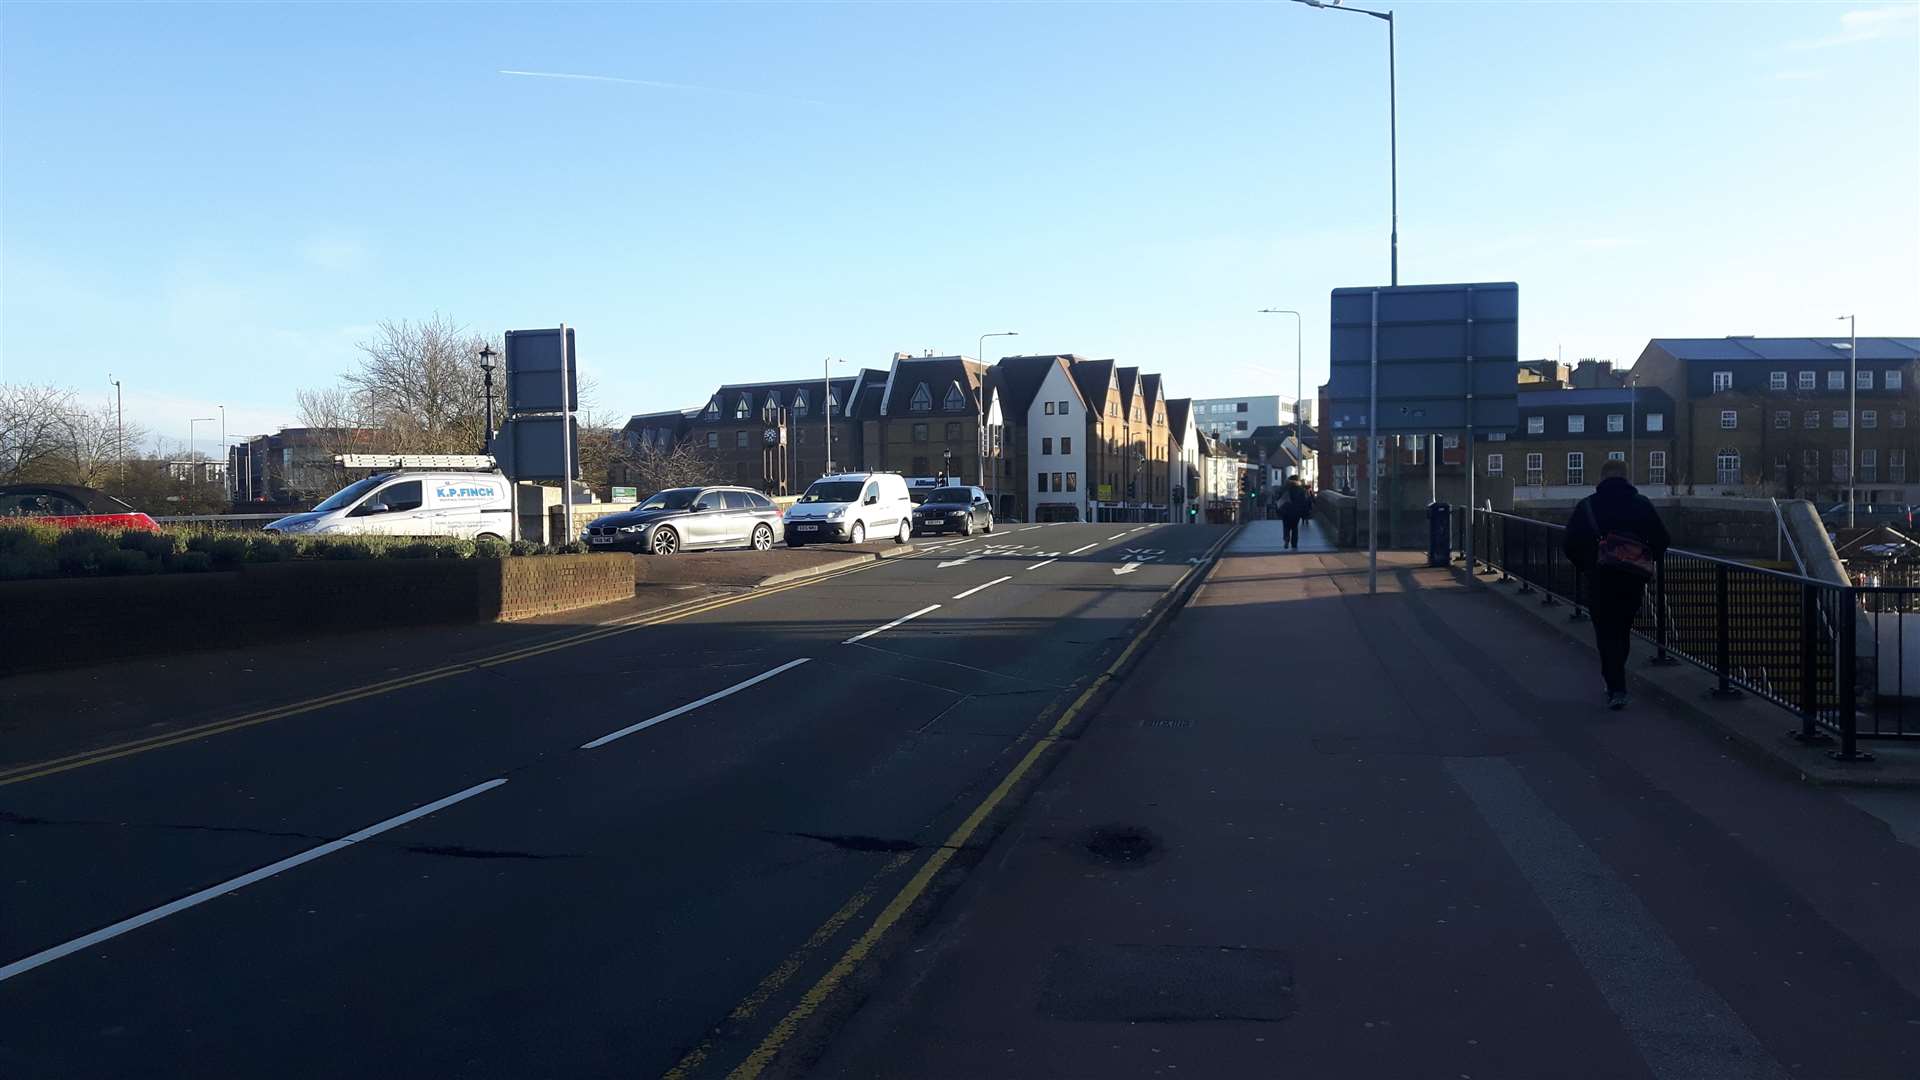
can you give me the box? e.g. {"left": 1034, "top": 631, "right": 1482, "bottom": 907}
{"left": 1069, "top": 358, "right": 1115, "bottom": 409}
{"left": 1140, "top": 373, "right": 1163, "bottom": 417}
{"left": 1116, "top": 366, "right": 1140, "bottom": 414}
{"left": 1166, "top": 398, "right": 1192, "bottom": 440}
{"left": 882, "top": 355, "right": 984, "bottom": 416}
{"left": 992, "top": 354, "right": 1083, "bottom": 419}
{"left": 1647, "top": 337, "right": 1920, "bottom": 363}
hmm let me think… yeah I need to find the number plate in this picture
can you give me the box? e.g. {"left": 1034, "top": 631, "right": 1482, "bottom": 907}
{"left": 797, "top": 524, "right": 819, "bottom": 532}
{"left": 589, "top": 535, "right": 615, "bottom": 544}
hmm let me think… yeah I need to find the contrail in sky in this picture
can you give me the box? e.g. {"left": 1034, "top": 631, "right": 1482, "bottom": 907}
{"left": 499, "top": 69, "right": 828, "bottom": 106}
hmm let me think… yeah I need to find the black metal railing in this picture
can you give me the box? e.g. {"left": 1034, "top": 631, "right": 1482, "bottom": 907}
{"left": 1464, "top": 507, "right": 1920, "bottom": 756}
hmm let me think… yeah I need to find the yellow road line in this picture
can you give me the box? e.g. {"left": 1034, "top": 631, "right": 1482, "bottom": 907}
{"left": 0, "top": 556, "right": 898, "bottom": 790}
{"left": 722, "top": 526, "right": 1236, "bottom": 1079}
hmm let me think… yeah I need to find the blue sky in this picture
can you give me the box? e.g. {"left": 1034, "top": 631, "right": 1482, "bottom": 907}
{"left": 3, "top": 1, "right": 1916, "bottom": 447}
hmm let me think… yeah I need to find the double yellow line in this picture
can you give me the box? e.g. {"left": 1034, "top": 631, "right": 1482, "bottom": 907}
{"left": 0, "top": 559, "right": 888, "bottom": 790}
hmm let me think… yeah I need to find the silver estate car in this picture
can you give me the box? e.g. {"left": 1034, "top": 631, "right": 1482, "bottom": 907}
{"left": 582, "top": 486, "right": 784, "bottom": 555}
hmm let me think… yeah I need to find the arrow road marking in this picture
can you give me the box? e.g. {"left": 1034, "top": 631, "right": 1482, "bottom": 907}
{"left": 1112, "top": 562, "right": 1142, "bottom": 576}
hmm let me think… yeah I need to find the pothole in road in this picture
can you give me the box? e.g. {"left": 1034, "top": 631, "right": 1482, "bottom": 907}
{"left": 1082, "top": 824, "right": 1158, "bottom": 866}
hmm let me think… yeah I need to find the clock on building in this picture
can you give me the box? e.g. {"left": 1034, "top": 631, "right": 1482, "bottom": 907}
{"left": 763, "top": 427, "right": 780, "bottom": 445}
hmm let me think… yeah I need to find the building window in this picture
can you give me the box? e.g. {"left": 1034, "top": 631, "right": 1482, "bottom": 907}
{"left": 1716, "top": 449, "right": 1742, "bottom": 487}
{"left": 706, "top": 432, "right": 720, "bottom": 449}
{"left": 1567, "top": 452, "right": 1585, "bottom": 486}
{"left": 1335, "top": 436, "right": 1356, "bottom": 452}
{"left": 1527, "top": 416, "right": 1544, "bottom": 435}
{"left": 1798, "top": 371, "right": 1815, "bottom": 390}
{"left": 1041, "top": 437, "right": 1053, "bottom": 455}
{"left": 1333, "top": 464, "right": 1357, "bottom": 491}
{"left": 1895, "top": 410, "right": 1908, "bottom": 429}
{"left": 735, "top": 394, "right": 751, "bottom": 420}
{"left": 944, "top": 384, "right": 967, "bottom": 411}
{"left": 1774, "top": 411, "right": 1791, "bottom": 430}
{"left": 1834, "top": 411, "right": 1849, "bottom": 429}
{"left": 794, "top": 389, "right": 808, "bottom": 416}
{"left": 1044, "top": 401, "right": 1055, "bottom": 415}
{"left": 1887, "top": 370, "right": 1903, "bottom": 391}
{"left": 826, "top": 391, "right": 839, "bottom": 416}
{"left": 1606, "top": 414, "right": 1623, "bottom": 432}
{"left": 1443, "top": 435, "right": 1460, "bottom": 449}
{"left": 1646, "top": 412, "right": 1664, "bottom": 432}
{"left": 1648, "top": 451, "right": 1667, "bottom": 485}
{"left": 1892, "top": 450, "right": 1907, "bottom": 484}
{"left": 946, "top": 422, "right": 962, "bottom": 442}
{"left": 1066, "top": 472, "right": 1078, "bottom": 492}
{"left": 1059, "top": 401, "right": 1070, "bottom": 414}
{"left": 1486, "top": 453, "right": 1504, "bottom": 476}
{"left": 1712, "top": 371, "right": 1733, "bottom": 392}
{"left": 1863, "top": 410, "right": 1878, "bottom": 429}
{"left": 767, "top": 391, "right": 782, "bottom": 408}
{"left": 1037, "top": 472, "right": 1050, "bottom": 492}
{"left": 910, "top": 384, "right": 932, "bottom": 411}
{"left": 1567, "top": 415, "right": 1586, "bottom": 433}
{"left": 1235, "top": 420, "right": 1248, "bottom": 431}
{"left": 912, "top": 423, "right": 929, "bottom": 442}
{"left": 1829, "top": 371, "right": 1845, "bottom": 390}
{"left": 735, "top": 462, "right": 750, "bottom": 484}
{"left": 705, "top": 399, "right": 721, "bottom": 420}
{"left": 735, "top": 430, "right": 750, "bottom": 448}
{"left": 911, "top": 456, "right": 929, "bottom": 475}
{"left": 1061, "top": 437, "right": 1072, "bottom": 454}
{"left": 1858, "top": 370, "right": 1874, "bottom": 390}
{"left": 1804, "top": 449, "right": 1821, "bottom": 480}
{"left": 1608, "top": 451, "right": 1625, "bottom": 462}
{"left": 1524, "top": 453, "right": 1544, "bottom": 486}
{"left": 1053, "top": 472, "right": 1064, "bottom": 491}
{"left": 1108, "top": 400, "right": 1118, "bottom": 417}
{"left": 1862, "top": 449, "right": 1879, "bottom": 483}
{"left": 1806, "top": 410, "right": 1820, "bottom": 429}
{"left": 1236, "top": 402, "right": 1249, "bottom": 412}
{"left": 797, "top": 428, "right": 807, "bottom": 444}
{"left": 1775, "top": 453, "right": 1791, "bottom": 483}
{"left": 1833, "top": 448, "right": 1850, "bottom": 483}
{"left": 1770, "top": 371, "right": 1788, "bottom": 390}
{"left": 1720, "top": 410, "right": 1738, "bottom": 430}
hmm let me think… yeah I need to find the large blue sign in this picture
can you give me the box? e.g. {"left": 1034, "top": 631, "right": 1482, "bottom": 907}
{"left": 1322, "top": 282, "right": 1519, "bottom": 435}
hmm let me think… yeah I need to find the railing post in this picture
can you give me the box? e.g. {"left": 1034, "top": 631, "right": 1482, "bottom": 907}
{"left": 1650, "top": 558, "right": 1677, "bottom": 665}
{"left": 1712, "top": 562, "right": 1741, "bottom": 699}
{"left": 1831, "top": 589, "right": 1874, "bottom": 761}
{"left": 1498, "top": 515, "right": 1512, "bottom": 582}
{"left": 1517, "top": 518, "right": 1532, "bottom": 593}
{"left": 1540, "top": 522, "right": 1556, "bottom": 606}
{"left": 1793, "top": 583, "right": 1830, "bottom": 742}
{"left": 1479, "top": 510, "right": 1498, "bottom": 575}
{"left": 1570, "top": 565, "right": 1587, "bottom": 621}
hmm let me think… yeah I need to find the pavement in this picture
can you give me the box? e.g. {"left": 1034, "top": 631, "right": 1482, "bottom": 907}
{"left": 0, "top": 521, "right": 1225, "bottom": 1079}
{"left": 809, "top": 521, "right": 1920, "bottom": 1080}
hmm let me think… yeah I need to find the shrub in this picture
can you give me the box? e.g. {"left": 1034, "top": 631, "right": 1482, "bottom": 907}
{"left": 0, "top": 547, "right": 57, "bottom": 581}
{"left": 203, "top": 535, "right": 251, "bottom": 567}
{"left": 556, "top": 541, "right": 587, "bottom": 555}
{"left": 100, "top": 549, "right": 156, "bottom": 575}
{"left": 173, "top": 550, "right": 214, "bottom": 573}
{"left": 321, "top": 538, "right": 380, "bottom": 561}
{"left": 119, "top": 529, "right": 187, "bottom": 561}
{"left": 442, "top": 539, "right": 477, "bottom": 559}
{"left": 391, "top": 541, "right": 440, "bottom": 560}
{"left": 0, "top": 521, "right": 61, "bottom": 557}
{"left": 54, "top": 528, "right": 119, "bottom": 575}
{"left": 509, "top": 540, "right": 540, "bottom": 557}
{"left": 474, "top": 538, "right": 509, "bottom": 559}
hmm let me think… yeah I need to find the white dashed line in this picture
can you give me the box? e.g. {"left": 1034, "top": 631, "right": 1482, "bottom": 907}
{"left": 583, "top": 659, "right": 812, "bottom": 748}
{"left": 953, "top": 575, "right": 1012, "bottom": 600}
{"left": 1106, "top": 533, "right": 1127, "bottom": 540}
{"left": 1020, "top": 525, "right": 1046, "bottom": 532}
{"left": 0, "top": 778, "right": 509, "bottom": 984}
{"left": 1025, "top": 559, "right": 1057, "bottom": 571}
{"left": 1067, "top": 543, "right": 1098, "bottom": 555}
{"left": 844, "top": 604, "right": 941, "bottom": 644}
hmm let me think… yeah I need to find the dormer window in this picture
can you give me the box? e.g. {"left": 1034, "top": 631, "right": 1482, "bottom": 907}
{"left": 705, "top": 398, "right": 721, "bottom": 419}
{"left": 734, "top": 394, "right": 751, "bottom": 419}
{"left": 767, "top": 390, "right": 782, "bottom": 407}
{"left": 910, "top": 383, "right": 932, "bottom": 412}
{"left": 794, "top": 389, "right": 809, "bottom": 416}
{"left": 943, "top": 383, "right": 966, "bottom": 411}
{"left": 826, "top": 391, "right": 840, "bottom": 416}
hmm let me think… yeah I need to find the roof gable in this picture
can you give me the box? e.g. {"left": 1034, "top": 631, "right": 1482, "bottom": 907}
{"left": 1068, "top": 359, "right": 1116, "bottom": 410}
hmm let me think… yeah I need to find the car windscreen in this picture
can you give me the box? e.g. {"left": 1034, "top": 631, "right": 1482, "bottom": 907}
{"left": 640, "top": 488, "right": 699, "bottom": 511}
{"left": 798, "top": 481, "right": 864, "bottom": 504}
{"left": 925, "top": 487, "right": 972, "bottom": 503}
{"left": 312, "top": 476, "right": 386, "bottom": 513}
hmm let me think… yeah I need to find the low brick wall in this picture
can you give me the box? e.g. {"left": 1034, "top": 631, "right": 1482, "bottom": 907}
{"left": 0, "top": 555, "right": 633, "bottom": 677}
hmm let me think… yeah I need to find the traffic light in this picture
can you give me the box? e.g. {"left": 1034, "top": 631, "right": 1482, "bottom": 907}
{"left": 1187, "top": 503, "right": 1198, "bottom": 521}
{"left": 1126, "top": 480, "right": 1137, "bottom": 499}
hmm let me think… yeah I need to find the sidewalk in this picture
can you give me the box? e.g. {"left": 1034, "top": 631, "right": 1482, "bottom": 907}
{"left": 810, "top": 544, "right": 1920, "bottom": 1078}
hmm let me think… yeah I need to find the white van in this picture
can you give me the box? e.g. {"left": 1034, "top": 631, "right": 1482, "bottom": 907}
{"left": 264, "top": 471, "right": 513, "bottom": 541}
{"left": 783, "top": 472, "right": 914, "bottom": 546}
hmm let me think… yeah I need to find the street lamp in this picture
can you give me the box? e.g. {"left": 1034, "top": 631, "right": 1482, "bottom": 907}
{"left": 107, "top": 375, "right": 124, "bottom": 485}
{"left": 1292, "top": 0, "right": 1397, "bottom": 287}
{"left": 823, "top": 356, "right": 846, "bottom": 476}
{"left": 1257, "top": 307, "right": 1305, "bottom": 437}
{"left": 188, "top": 417, "right": 215, "bottom": 485}
{"left": 218, "top": 405, "right": 226, "bottom": 502}
{"left": 977, "top": 331, "right": 1018, "bottom": 499}
{"left": 1629, "top": 371, "right": 1641, "bottom": 484}
{"left": 1839, "top": 314, "right": 1857, "bottom": 527}
{"left": 478, "top": 344, "right": 499, "bottom": 450}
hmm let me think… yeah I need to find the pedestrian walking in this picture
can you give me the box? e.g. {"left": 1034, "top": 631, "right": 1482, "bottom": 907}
{"left": 1277, "top": 476, "right": 1313, "bottom": 550}
{"left": 1563, "top": 458, "right": 1670, "bottom": 710}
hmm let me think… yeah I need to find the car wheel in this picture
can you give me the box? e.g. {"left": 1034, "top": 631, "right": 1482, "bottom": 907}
{"left": 476, "top": 532, "right": 504, "bottom": 543}
{"left": 751, "top": 523, "right": 774, "bottom": 551}
{"left": 651, "top": 527, "right": 680, "bottom": 556}
{"left": 849, "top": 521, "right": 866, "bottom": 545}
{"left": 983, "top": 514, "right": 993, "bottom": 534}
{"left": 896, "top": 519, "right": 911, "bottom": 544}
{"left": 959, "top": 516, "right": 973, "bottom": 537}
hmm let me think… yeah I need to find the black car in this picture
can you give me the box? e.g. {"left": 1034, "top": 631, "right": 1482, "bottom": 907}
{"left": 911, "top": 486, "right": 994, "bottom": 536}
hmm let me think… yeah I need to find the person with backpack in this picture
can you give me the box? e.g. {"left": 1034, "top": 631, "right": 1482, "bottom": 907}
{"left": 1563, "top": 457, "right": 1671, "bottom": 709}
{"left": 1277, "top": 476, "right": 1313, "bottom": 550}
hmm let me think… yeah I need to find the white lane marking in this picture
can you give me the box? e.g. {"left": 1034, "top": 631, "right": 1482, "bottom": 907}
{"left": 1106, "top": 533, "right": 1127, "bottom": 540}
{"left": 581, "top": 659, "right": 811, "bottom": 748}
{"left": 952, "top": 575, "right": 1012, "bottom": 600}
{"left": 0, "top": 778, "right": 507, "bottom": 985}
{"left": 1444, "top": 757, "right": 1787, "bottom": 1080}
{"left": 1130, "top": 526, "right": 1149, "bottom": 533}
{"left": 1067, "top": 542, "right": 1098, "bottom": 555}
{"left": 1020, "top": 525, "right": 1046, "bottom": 532}
{"left": 1025, "top": 559, "right": 1057, "bottom": 571}
{"left": 844, "top": 604, "right": 941, "bottom": 645}
{"left": 937, "top": 554, "right": 984, "bottom": 568}
{"left": 1112, "top": 562, "right": 1142, "bottom": 576}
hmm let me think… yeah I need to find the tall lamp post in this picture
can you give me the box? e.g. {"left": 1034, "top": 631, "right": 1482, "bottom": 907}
{"left": 1839, "top": 314, "right": 1857, "bottom": 527}
{"left": 977, "top": 330, "right": 1018, "bottom": 499}
{"left": 107, "top": 375, "right": 124, "bottom": 485}
{"left": 1257, "top": 308, "right": 1304, "bottom": 473}
{"left": 823, "top": 356, "right": 845, "bottom": 476}
{"left": 218, "top": 405, "right": 227, "bottom": 503}
{"left": 1629, "top": 371, "right": 1641, "bottom": 484}
{"left": 478, "top": 344, "right": 499, "bottom": 452}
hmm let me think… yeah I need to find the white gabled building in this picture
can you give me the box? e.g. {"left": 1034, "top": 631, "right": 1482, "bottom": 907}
{"left": 1025, "top": 356, "right": 1091, "bottom": 522}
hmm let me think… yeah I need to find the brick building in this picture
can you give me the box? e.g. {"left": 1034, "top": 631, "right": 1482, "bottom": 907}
{"left": 1472, "top": 387, "right": 1679, "bottom": 501}
{"left": 857, "top": 354, "right": 990, "bottom": 485}
{"left": 676, "top": 371, "right": 888, "bottom": 494}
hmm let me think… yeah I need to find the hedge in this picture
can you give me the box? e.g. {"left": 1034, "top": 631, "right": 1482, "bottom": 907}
{"left": 0, "top": 522, "right": 565, "bottom": 582}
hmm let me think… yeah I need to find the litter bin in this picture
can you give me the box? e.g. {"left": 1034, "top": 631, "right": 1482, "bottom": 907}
{"left": 1427, "top": 502, "right": 1451, "bottom": 567}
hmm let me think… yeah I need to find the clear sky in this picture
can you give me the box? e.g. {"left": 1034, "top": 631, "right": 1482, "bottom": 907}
{"left": 3, "top": 1, "right": 1916, "bottom": 448}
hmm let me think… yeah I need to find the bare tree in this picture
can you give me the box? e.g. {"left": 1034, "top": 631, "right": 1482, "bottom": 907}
{"left": 341, "top": 314, "right": 500, "bottom": 455}
{"left": 0, "top": 384, "right": 148, "bottom": 489}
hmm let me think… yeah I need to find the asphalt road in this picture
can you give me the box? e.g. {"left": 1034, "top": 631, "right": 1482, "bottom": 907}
{"left": 0, "top": 521, "right": 1225, "bottom": 1078}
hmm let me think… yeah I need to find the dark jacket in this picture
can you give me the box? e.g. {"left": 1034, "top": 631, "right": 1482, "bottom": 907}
{"left": 1277, "top": 483, "right": 1311, "bottom": 522}
{"left": 1563, "top": 477, "right": 1670, "bottom": 576}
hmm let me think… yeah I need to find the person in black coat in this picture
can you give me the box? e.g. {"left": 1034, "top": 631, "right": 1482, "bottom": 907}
{"left": 1563, "top": 458, "right": 1671, "bottom": 709}
{"left": 1277, "top": 477, "right": 1312, "bottom": 549}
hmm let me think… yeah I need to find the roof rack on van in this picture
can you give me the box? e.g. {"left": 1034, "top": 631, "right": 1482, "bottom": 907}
{"left": 335, "top": 454, "right": 498, "bottom": 470}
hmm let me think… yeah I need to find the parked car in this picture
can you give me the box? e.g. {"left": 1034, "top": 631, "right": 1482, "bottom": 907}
{"left": 1820, "top": 503, "right": 1918, "bottom": 529}
{"left": 583, "top": 486, "right": 781, "bottom": 555}
{"left": 264, "top": 471, "right": 512, "bottom": 540}
{"left": 0, "top": 484, "right": 158, "bottom": 530}
{"left": 783, "top": 472, "right": 914, "bottom": 546}
{"left": 912, "top": 485, "right": 995, "bottom": 537}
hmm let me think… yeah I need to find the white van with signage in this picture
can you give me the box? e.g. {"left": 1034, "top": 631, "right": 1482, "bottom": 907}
{"left": 783, "top": 472, "right": 914, "bottom": 546}
{"left": 264, "top": 471, "right": 513, "bottom": 540}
